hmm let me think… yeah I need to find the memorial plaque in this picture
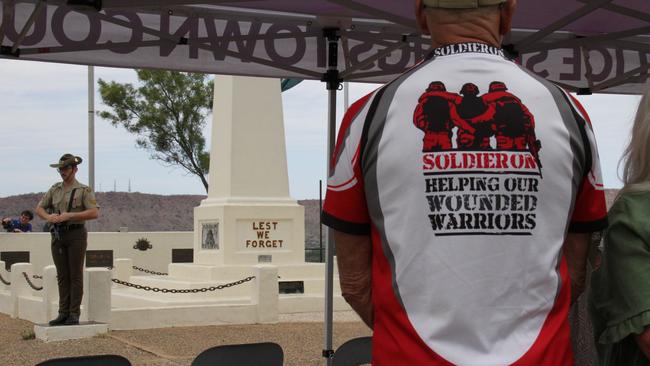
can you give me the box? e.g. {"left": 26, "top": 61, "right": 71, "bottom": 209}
{"left": 201, "top": 222, "right": 219, "bottom": 250}
{"left": 1, "top": 251, "right": 30, "bottom": 271}
{"left": 258, "top": 255, "right": 272, "bottom": 263}
{"left": 279, "top": 281, "right": 304, "bottom": 294}
{"left": 237, "top": 219, "right": 291, "bottom": 250}
{"left": 172, "top": 248, "right": 194, "bottom": 263}
{"left": 86, "top": 250, "right": 113, "bottom": 268}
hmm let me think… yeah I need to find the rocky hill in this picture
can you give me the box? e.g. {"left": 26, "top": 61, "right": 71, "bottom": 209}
{"left": 0, "top": 192, "right": 324, "bottom": 248}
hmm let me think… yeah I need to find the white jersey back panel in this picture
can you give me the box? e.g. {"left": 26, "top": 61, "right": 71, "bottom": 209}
{"left": 324, "top": 43, "right": 607, "bottom": 365}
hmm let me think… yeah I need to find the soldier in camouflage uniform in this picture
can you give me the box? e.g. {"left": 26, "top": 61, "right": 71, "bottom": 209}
{"left": 35, "top": 154, "right": 99, "bottom": 326}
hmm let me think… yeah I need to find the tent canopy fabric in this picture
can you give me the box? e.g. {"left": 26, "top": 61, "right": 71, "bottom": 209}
{"left": 0, "top": 0, "right": 648, "bottom": 93}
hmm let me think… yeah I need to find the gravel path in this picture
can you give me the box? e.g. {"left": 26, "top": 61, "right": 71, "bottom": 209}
{"left": 0, "top": 312, "right": 371, "bottom": 366}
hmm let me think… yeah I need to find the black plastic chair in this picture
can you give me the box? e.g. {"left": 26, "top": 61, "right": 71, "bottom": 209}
{"left": 35, "top": 354, "right": 131, "bottom": 366}
{"left": 332, "top": 337, "right": 372, "bottom": 366}
{"left": 191, "top": 342, "right": 284, "bottom": 366}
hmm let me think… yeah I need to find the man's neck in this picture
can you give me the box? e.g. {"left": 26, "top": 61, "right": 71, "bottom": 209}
{"left": 429, "top": 27, "right": 501, "bottom": 50}
{"left": 63, "top": 178, "right": 75, "bottom": 190}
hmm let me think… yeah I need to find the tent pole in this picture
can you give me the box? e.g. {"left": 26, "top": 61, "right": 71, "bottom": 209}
{"left": 88, "top": 65, "right": 95, "bottom": 192}
{"left": 322, "top": 27, "right": 341, "bottom": 366}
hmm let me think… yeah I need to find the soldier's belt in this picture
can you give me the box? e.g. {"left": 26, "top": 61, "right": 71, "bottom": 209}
{"left": 59, "top": 224, "right": 84, "bottom": 231}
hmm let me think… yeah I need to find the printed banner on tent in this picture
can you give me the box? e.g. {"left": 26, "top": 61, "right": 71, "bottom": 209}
{"left": 0, "top": 1, "right": 647, "bottom": 94}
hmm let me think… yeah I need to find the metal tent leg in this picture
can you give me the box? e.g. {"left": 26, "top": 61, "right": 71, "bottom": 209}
{"left": 322, "top": 27, "right": 342, "bottom": 366}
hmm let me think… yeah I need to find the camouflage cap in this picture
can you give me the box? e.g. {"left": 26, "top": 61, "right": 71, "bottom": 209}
{"left": 423, "top": 0, "right": 507, "bottom": 8}
{"left": 49, "top": 153, "right": 83, "bottom": 168}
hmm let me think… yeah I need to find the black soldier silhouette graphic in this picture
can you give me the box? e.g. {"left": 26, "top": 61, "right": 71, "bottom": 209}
{"left": 455, "top": 83, "right": 493, "bottom": 150}
{"left": 413, "top": 81, "right": 475, "bottom": 151}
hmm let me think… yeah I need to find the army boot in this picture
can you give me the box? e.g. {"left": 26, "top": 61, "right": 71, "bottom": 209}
{"left": 63, "top": 314, "right": 79, "bottom": 325}
{"left": 48, "top": 313, "right": 68, "bottom": 326}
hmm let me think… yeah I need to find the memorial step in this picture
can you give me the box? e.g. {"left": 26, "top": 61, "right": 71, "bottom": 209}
{"left": 34, "top": 321, "right": 108, "bottom": 342}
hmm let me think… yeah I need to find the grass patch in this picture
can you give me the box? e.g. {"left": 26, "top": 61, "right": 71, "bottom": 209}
{"left": 21, "top": 329, "right": 35, "bottom": 340}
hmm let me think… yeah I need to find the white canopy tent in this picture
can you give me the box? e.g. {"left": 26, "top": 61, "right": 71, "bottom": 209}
{"left": 1, "top": 0, "right": 648, "bottom": 363}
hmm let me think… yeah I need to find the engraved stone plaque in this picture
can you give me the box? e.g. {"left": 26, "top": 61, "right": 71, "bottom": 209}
{"left": 86, "top": 250, "right": 113, "bottom": 268}
{"left": 279, "top": 281, "right": 304, "bottom": 294}
{"left": 237, "top": 219, "right": 291, "bottom": 251}
{"left": 1, "top": 251, "right": 30, "bottom": 271}
{"left": 172, "top": 248, "right": 194, "bottom": 263}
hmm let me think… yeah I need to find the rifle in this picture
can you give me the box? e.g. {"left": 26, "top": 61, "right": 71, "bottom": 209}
{"left": 50, "top": 210, "right": 62, "bottom": 242}
{"left": 527, "top": 134, "right": 543, "bottom": 179}
{"left": 50, "top": 187, "right": 78, "bottom": 242}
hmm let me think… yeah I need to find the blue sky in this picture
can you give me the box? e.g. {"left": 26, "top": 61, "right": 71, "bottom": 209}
{"left": 0, "top": 59, "right": 641, "bottom": 199}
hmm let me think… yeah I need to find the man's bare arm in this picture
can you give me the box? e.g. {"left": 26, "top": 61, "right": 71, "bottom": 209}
{"left": 58, "top": 208, "right": 99, "bottom": 222}
{"left": 333, "top": 230, "right": 373, "bottom": 328}
{"left": 562, "top": 232, "right": 591, "bottom": 304}
{"left": 35, "top": 206, "right": 99, "bottom": 224}
{"left": 35, "top": 206, "right": 53, "bottom": 222}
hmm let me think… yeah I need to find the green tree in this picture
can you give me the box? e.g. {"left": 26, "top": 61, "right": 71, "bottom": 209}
{"left": 98, "top": 69, "right": 213, "bottom": 192}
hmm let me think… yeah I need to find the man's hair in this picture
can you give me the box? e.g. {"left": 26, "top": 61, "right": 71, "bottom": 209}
{"left": 621, "top": 88, "right": 650, "bottom": 193}
{"left": 21, "top": 210, "right": 34, "bottom": 221}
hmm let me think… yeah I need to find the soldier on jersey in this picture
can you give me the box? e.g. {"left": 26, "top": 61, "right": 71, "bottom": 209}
{"left": 455, "top": 83, "right": 494, "bottom": 150}
{"left": 482, "top": 81, "right": 539, "bottom": 152}
{"left": 413, "top": 81, "right": 475, "bottom": 151}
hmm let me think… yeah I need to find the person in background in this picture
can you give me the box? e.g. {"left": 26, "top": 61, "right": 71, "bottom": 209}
{"left": 590, "top": 89, "right": 650, "bottom": 365}
{"left": 1, "top": 210, "right": 34, "bottom": 232}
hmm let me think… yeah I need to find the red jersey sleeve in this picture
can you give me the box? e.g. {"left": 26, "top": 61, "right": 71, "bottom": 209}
{"left": 567, "top": 94, "right": 608, "bottom": 232}
{"left": 322, "top": 92, "right": 374, "bottom": 235}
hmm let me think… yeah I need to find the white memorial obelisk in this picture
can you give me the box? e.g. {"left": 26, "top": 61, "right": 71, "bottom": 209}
{"left": 193, "top": 75, "right": 305, "bottom": 266}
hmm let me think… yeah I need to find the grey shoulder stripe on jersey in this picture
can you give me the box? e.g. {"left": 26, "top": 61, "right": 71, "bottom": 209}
{"left": 517, "top": 65, "right": 588, "bottom": 186}
{"left": 359, "top": 55, "right": 435, "bottom": 312}
{"left": 328, "top": 96, "right": 374, "bottom": 179}
{"left": 516, "top": 64, "right": 589, "bottom": 300}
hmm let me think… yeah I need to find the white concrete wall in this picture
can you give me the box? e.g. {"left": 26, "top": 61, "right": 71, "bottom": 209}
{"left": 0, "top": 232, "right": 192, "bottom": 274}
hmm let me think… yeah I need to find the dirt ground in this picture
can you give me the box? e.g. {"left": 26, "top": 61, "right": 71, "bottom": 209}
{"left": 0, "top": 312, "right": 371, "bottom": 366}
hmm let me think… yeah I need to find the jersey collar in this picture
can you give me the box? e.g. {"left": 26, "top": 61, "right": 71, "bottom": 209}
{"left": 425, "top": 42, "right": 506, "bottom": 60}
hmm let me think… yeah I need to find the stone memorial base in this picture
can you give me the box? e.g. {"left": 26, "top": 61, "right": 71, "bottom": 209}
{"left": 193, "top": 201, "right": 305, "bottom": 266}
{"left": 34, "top": 322, "right": 108, "bottom": 342}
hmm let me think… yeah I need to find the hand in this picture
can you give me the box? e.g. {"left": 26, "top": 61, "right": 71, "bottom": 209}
{"left": 13, "top": 228, "right": 21, "bottom": 233}
{"left": 58, "top": 212, "right": 73, "bottom": 222}
{"left": 48, "top": 214, "right": 64, "bottom": 224}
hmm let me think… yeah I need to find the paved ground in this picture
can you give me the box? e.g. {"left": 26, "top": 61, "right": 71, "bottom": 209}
{"left": 0, "top": 312, "right": 371, "bottom": 366}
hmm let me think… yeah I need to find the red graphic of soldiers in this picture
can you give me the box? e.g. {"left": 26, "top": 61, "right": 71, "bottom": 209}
{"left": 481, "top": 81, "right": 540, "bottom": 153}
{"left": 413, "top": 81, "right": 476, "bottom": 152}
{"left": 455, "top": 83, "right": 494, "bottom": 150}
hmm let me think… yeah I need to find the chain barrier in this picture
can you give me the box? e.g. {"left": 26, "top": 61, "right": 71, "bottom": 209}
{"left": 111, "top": 276, "right": 256, "bottom": 293}
{"left": 132, "top": 265, "right": 168, "bottom": 276}
{"left": 0, "top": 272, "right": 9, "bottom": 286}
{"left": 22, "top": 272, "right": 43, "bottom": 291}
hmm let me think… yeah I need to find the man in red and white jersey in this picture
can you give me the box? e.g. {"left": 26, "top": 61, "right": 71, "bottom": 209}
{"left": 322, "top": 0, "right": 607, "bottom": 365}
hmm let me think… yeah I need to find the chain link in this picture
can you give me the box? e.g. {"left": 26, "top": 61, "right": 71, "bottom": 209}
{"left": 111, "top": 276, "right": 256, "bottom": 293}
{"left": 22, "top": 272, "right": 43, "bottom": 291}
{"left": 132, "top": 265, "right": 168, "bottom": 276}
{"left": 0, "top": 272, "right": 9, "bottom": 286}
{"left": 32, "top": 274, "right": 43, "bottom": 279}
